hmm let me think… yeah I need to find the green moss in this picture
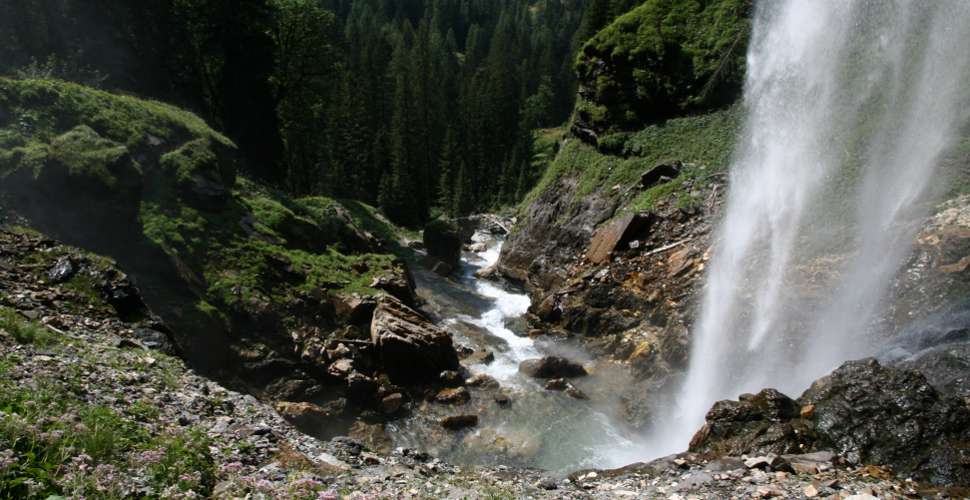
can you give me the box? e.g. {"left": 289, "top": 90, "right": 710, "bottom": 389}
{"left": 0, "top": 78, "right": 231, "bottom": 150}
{"left": 45, "top": 125, "right": 139, "bottom": 191}
{"left": 576, "top": 0, "right": 750, "bottom": 131}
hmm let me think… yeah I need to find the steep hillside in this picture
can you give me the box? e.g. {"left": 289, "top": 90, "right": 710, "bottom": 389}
{"left": 0, "top": 78, "right": 453, "bottom": 416}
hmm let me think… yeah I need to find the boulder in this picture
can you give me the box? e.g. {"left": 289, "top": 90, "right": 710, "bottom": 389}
{"left": 690, "top": 359, "right": 970, "bottom": 485}
{"left": 423, "top": 219, "right": 462, "bottom": 272}
{"left": 435, "top": 387, "right": 471, "bottom": 405}
{"left": 519, "top": 356, "right": 588, "bottom": 379}
{"left": 441, "top": 414, "right": 479, "bottom": 430}
{"left": 586, "top": 213, "right": 655, "bottom": 264}
{"left": 801, "top": 359, "right": 970, "bottom": 484}
{"left": 640, "top": 161, "right": 683, "bottom": 189}
{"left": 466, "top": 373, "right": 500, "bottom": 390}
{"left": 544, "top": 378, "right": 589, "bottom": 400}
{"left": 275, "top": 401, "right": 337, "bottom": 434}
{"left": 689, "top": 388, "right": 812, "bottom": 457}
{"left": 370, "top": 296, "right": 460, "bottom": 384}
{"left": 380, "top": 393, "right": 404, "bottom": 415}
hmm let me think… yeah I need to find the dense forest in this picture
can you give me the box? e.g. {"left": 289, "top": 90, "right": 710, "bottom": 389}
{"left": 0, "top": 0, "right": 644, "bottom": 225}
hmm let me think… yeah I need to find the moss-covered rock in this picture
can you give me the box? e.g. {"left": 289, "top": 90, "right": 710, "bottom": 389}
{"left": 160, "top": 138, "right": 236, "bottom": 211}
{"left": 575, "top": 0, "right": 751, "bottom": 135}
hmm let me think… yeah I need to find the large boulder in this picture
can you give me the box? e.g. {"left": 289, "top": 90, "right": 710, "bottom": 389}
{"left": 519, "top": 356, "right": 588, "bottom": 379}
{"left": 689, "top": 389, "right": 814, "bottom": 457}
{"left": 689, "top": 359, "right": 970, "bottom": 485}
{"left": 423, "top": 219, "right": 462, "bottom": 272}
{"left": 801, "top": 359, "right": 970, "bottom": 484}
{"left": 370, "top": 295, "right": 460, "bottom": 384}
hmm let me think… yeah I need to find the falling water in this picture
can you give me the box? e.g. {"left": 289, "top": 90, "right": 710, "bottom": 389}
{"left": 651, "top": 0, "right": 970, "bottom": 455}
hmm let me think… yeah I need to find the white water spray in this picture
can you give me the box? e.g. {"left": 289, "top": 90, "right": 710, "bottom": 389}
{"left": 652, "top": 0, "right": 970, "bottom": 455}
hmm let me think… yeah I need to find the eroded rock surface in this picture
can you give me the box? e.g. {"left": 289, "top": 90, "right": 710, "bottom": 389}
{"left": 690, "top": 359, "right": 970, "bottom": 485}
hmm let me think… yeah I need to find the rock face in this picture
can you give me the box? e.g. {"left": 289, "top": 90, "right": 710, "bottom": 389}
{"left": 689, "top": 389, "right": 812, "bottom": 457}
{"left": 423, "top": 219, "right": 462, "bottom": 273}
{"left": 690, "top": 359, "right": 970, "bottom": 485}
{"left": 519, "top": 356, "right": 587, "bottom": 379}
{"left": 370, "top": 295, "right": 460, "bottom": 384}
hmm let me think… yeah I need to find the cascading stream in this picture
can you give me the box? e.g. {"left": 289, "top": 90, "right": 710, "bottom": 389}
{"left": 392, "top": 232, "right": 642, "bottom": 473}
{"left": 648, "top": 0, "right": 970, "bottom": 457}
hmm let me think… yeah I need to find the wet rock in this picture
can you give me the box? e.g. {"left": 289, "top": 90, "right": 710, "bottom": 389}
{"left": 689, "top": 388, "right": 812, "bottom": 457}
{"left": 494, "top": 391, "right": 512, "bottom": 407}
{"left": 423, "top": 219, "right": 462, "bottom": 273}
{"left": 519, "top": 356, "right": 587, "bottom": 379}
{"left": 543, "top": 378, "right": 589, "bottom": 399}
{"left": 801, "top": 359, "right": 970, "bottom": 484}
{"left": 435, "top": 387, "right": 470, "bottom": 405}
{"left": 440, "top": 414, "right": 478, "bottom": 430}
{"left": 439, "top": 370, "right": 464, "bottom": 387}
{"left": 430, "top": 260, "right": 454, "bottom": 277}
{"left": 345, "top": 372, "right": 378, "bottom": 403}
{"left": 380, "top": 393, "right": 404, "bottom": 414}
{"left": 462, "top": 349, "right": 495, "bottom": 366}
{"left": 370, "top": 295, "right": 460, "bottom": 384}
{"left": 474, "top": 264, "right": 499, "bottom": 280}
{"left": 466, "top": 373, "right": 499, "bottom": 390}
{"left": 692, "top": 359, "right": 970, "bottom": 485}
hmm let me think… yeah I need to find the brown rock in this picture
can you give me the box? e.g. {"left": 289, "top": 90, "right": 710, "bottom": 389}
{"left": 275, "top": 401, "right": 336, "bottom": 432}
{"left": 371, "top": 295, "right": 460, "bottom": 384}
{"left": 587, "top": 213, "right": 654, "bottom": 264}
{"left": 466, "top": 373, "right": 500, "bottom": 390}
{"left": 441, "top": 414, "right": 479, "bottom": 430}
{"left": 800, "top": 404, "right": 816, "bottom": 419}
{"left": 435, "top": 387, "right": 471, "bottom": 404}
{"left": 380, "top": 393, "right": 404, "bottom": 414}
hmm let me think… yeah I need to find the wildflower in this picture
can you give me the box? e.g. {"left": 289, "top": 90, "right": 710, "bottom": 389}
{"left": 220, "top": 461, "right": 244, "bottom": 476}
{"left": 133, "top": 448, "right": 166, "bottom": 467}
{"left": 0, "top": 449, "right": 16, "bottom": 470}
{"left": 255, "top": 479, "right": 276, "bottom": 493}
{"left": 317, "top": 488, "right": 339, "bottom": 500}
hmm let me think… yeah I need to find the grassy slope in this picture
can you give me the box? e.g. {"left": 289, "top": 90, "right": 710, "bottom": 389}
{"left": 0, "top": 78, "right": 404, "bottom": 349}
{"left": 523, "top": 106, "right": 741, "bottom": 218}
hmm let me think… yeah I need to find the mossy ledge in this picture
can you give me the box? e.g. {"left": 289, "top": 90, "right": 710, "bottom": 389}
{"left": 0, "top": 78, "right": 408, "bottom": 397}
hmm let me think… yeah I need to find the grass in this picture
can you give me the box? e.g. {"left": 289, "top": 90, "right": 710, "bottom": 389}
{"left": 520, "top": 106, "right": 741, "bottom": 214}
{"left": 0, "top": 333, "right": 217, "bottom": 499}
{"left": 0, "top": 307, "right": 55, "bottom": 347}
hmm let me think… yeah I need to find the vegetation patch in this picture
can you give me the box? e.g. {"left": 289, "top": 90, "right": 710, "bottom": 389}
{"left": 522, "top": 106, "right": 741, "bottom": 212}
{"left": 0, "top": 307, "right": 54, "bottom": 347}
{"left": 576, "top": 0, "right": 750, "bottom": 132}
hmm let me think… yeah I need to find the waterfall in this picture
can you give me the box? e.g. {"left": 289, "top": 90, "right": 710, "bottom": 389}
{"left": 650, "top": 0, "right": 970, "bottom": 456}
